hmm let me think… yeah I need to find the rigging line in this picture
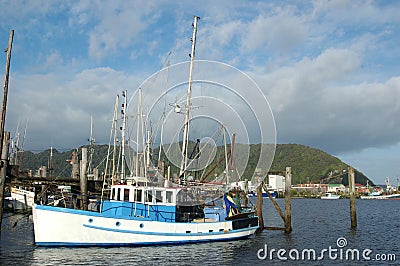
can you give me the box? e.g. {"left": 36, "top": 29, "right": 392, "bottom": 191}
{"left": 195, "top": 126, "right": 225, "bottom": 181}
{"left": 163, "top": 112, "right": 185, "bottom": 157}
{"left": 158, "top": 62, "right": 170, "bottom": 162}
{"left": 93, "top": 149, "right": 115, "bottom": 170}
{"left": 185, "top": 126, "right": 223, "bottom": 173}
{"left": 102, "top": 95, "right": 119, "bottom": 202}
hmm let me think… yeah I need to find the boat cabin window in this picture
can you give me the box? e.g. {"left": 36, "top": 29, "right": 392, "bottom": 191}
{"left": 117, "top": 188, "right": 122, "bottom": 201}
{"left": 134, "top": 188, "right": 142, "bottom": 203}
{"left": 145, "top": 190, "right": 153, "bottom": 203}
{"left": 166, "top": 191, "right": 173, "bottom": 203}
{"left": 124, "top": 189, "right": 129, "bottom": 201}
{"left": 156, "top": 190, "right": 162, "bottom": 203}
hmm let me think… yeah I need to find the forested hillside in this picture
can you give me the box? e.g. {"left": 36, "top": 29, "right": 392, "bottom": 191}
{"left": 19, "top": 143, "right": 373, "bottom": 185}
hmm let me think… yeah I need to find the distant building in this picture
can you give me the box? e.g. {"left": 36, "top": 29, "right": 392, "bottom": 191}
{"left": 355, "top": 183, "right": 368, "bottom": 193}
{"left": 328, "top": 184, "right": 345, "bottom": 193}
{"left": 291, "top": 183, "right": 327, "bottom": 194}
{"left": 269, "top": 174, "right": 285, "bottom": 192}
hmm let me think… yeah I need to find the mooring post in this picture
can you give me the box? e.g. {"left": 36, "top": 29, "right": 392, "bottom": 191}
{"left": 80, "top": 147, "right": 88, "bottom": 210}
{"left": 0, "top": 30, "right": 14, "bottom": 231}
{"left": 0, "top": 30, "right": 13, "bottom": 158}
{"left": 244, "top": 179, "right": 249, "bottom": 207}
{"left": 349, "top": 167, "right": 357, "bottom": 228}
{"left": 23, "top": 194, "right": 28, "bottom": 211}
{"left": 256, "top": 182, "right": 264, "bottom": 231}
{"left": 40, "top": 185, "right": 48, "bottom": 204}
{"left": 284, "top": 167, "right": 292, "bottom": 233}
{"left": 0, "top": 132, "right": 10, "bottom": 229}
{"left": 71, "top": 151, "right": 79, "bottom": 179}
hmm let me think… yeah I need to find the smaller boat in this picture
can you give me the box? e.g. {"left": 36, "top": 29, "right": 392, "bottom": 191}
{"left": 360, "top": 193, "right": 400, "bottom": 200}
{"left": 360, "top": 180, "right": 400, "bottom": 199}
{"left": 4, "top": 186, "right": 35, "bottom": 210}
{"left": 320, "top": 192, "right": 340, "bottom": 200}
{"left": 248, "top": 190, "right": 277, "bottom": 198}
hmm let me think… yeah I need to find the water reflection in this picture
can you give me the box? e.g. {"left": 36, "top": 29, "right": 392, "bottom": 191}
{"left": 0, "top": 199, "right": 398, "bottom": 265}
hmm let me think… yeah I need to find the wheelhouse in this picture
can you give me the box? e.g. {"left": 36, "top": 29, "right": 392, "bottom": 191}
{"left": 109, "top": 185, "right": 178, "bottom": 206}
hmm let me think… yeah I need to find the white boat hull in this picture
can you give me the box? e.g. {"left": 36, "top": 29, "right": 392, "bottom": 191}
{"left": 360, "top": 194, "right": 400, "bottom": 200}
{"left": 320, "top": 194, "right": 340, "bottom": 200}
{"left": 5, "top": 187, "right": 35, "bottom": 210}
{"left": 32, "top": 204, "right": 258, "bottom": 246}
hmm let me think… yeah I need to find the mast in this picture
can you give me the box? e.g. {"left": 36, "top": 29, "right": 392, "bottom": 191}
{"left": 159, "top": 61, "right": 170, "bottom": 162}
{"left": 119, "top": 90, "right": 128, "bottom": 183}
{"left": 49, "top": 146, "right": 53, "bottom": 178}
{"left": 102, "top": 94, "right": 119, "bottom": 200}
{"left": 180, "top": 15, "right": 200, "bottom": 180}
{"left": 111, "top": 96, "right": 119, "bottom": 184}
{"left": 88, "top": 115, "right": 95, "bottom": 174}
{"left": 11, "top": 122, "right": 20, "bottom": 165}
{"left": 146, "top": 127, "right": 151, "bottom": 168}
{"left": 17, "top": 119, "right": 28, "bottom": 166}
{"left": 223, "top": 126, "right": 229, "bottom": 184}
{"left": 135, "top": 89, "right": 142, "bottom": 177}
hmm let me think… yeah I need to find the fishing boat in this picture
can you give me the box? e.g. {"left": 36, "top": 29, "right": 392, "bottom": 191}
{"left": 320, "top": 192, "right": 340, "bottom": 200}
{"left": 5, "top": 186, "right": 35, "bottom": 210}
{"left": 32, "top": 16, "right": 259, "bottom": 247}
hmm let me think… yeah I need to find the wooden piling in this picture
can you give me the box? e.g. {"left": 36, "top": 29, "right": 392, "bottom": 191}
{"left": 0, "top": 30, "right": 13, "bottom": 230}
{"left": 80, "top": 147, "right": 88, "bottom": 210}
{"left": 284, "top": 167, "right": 292, "bottom": 233}
{"left": 71, "top": 151, "right": 79, "bottom": 179}
{"left": 40, "top": 185, "right": 48, "bottom": 204}
{"left": 349, "top": 167, "right": 357, "bottom": 228}
{"left": 256, "top": 183, "right": 264, "bottom": 231}
{"left": 244, "top": 179, "right": 249, "bottom": 207}
{"left": 258, "top": 168, "right": 293, "bottom": 233}
{"left": 0, "top": 132, "right": 10, "bottom": 228}
{"left": 262, "top": 183, "right": 285, "bottom": 222}
{"left": 23, "top": 194, "right": 28, "bottom": 211}
{"left": 0, "top": 30, "right": 13, "bottom": 157}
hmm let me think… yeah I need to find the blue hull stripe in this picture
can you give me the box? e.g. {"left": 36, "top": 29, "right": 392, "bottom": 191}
{"left": 83, "top": 223, "right": 258, "bottom": 237}
{"left": 35, "top": 234, "right": 252, "bottom": 247}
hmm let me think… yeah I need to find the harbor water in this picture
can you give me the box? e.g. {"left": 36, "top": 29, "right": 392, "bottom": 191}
{"left": 0, "top": 198, "right": 398, "bottom": 265}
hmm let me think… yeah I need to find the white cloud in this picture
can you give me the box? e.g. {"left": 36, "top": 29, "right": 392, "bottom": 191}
{"left": 7, "top": 67, "right": 142, "bottom": 150}
{"left": 253, "top": 47, "right": 400, "bottom": 154}
{"left": 2, "top": 0, "right": 400, "bottom": 183}
{"left": 242, "top": 12, "right": 307, "bottom": 54}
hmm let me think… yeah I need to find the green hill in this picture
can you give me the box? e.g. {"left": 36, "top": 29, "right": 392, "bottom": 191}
{"left": 270, "top": 144, "right": 372, "bottom": 186}
{"left": 19, "top": 143, "right": 373, "bottom": 186}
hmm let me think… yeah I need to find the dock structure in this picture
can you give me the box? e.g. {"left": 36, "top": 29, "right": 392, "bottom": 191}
{"left": 3, "top": 147, "right": 103, "bottom": 212}
{"left": 256, "top": 167, "right": 292, "bottom": 233}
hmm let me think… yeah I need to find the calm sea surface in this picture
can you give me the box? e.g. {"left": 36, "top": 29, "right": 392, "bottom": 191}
{"left": 0, "top": 198, "right": 399, "bottom": 265}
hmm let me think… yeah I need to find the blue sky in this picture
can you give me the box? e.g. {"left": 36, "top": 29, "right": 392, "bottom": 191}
{"left": 1, "top": 0, "right": 400, "bottom": 185}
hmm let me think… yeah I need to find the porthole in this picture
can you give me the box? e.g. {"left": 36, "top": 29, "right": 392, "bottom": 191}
{"left": 88, "top": 218, "right": 93, "bottom": 223}
{"left": 139, "top": 223, "right": 144, "bottom": 228}
{"left": 116, "top": 221, "right": 121, "bottom": 226}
